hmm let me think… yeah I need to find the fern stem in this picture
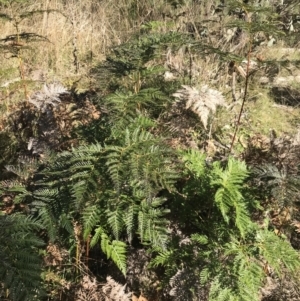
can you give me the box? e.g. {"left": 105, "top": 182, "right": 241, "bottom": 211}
{"left": 86, "top": 235, "right": 91, "bottom": 264}
{"left": 189, "top": 46, "right": 192, "bottom": 85}
{"left": 229, "top": 37, "right": 253, "bottom": 154}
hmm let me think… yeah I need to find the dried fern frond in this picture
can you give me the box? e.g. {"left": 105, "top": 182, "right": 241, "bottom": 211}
{"left": 29, "top": 82, "right": 69, "bottom": 111}
{"left": 173, "top": 85, "right": 225, "bottom": 129}
{"left": 102, "top": 276, "right": 132, "bottom": 301}
{"left": 75, "top": 275, "right": 101, "bottom": 301}
{"left": 291, "top": 220, "right": 300, "bottom": 234}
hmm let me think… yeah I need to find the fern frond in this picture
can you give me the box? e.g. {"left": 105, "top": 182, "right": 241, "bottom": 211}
{"left": 123, "top": 203, "right": 138, "bottom": 244}
{"left": 102, "top": 276, "right": 132, "bottom": 301}
{"left": 200, "top": 268, "right": 210, "bottom": 285}
{"left": 37, "top": 206, "right": 57, "bottom": 241}
{"left": 138, "top": 200, "right": 170, "bottom": 249}
{"left": 181, "top": 149, "right": 207, "bottom": 178}
{"left": 237, "top": 260, "right": 264, "bottom": 301}
{"left": 33, "top": 188, "right": 58, "bottom": 202}
{"left": 138, "top": 208, "right": 148, "bottom": 244}
{"left": 209, "top": 276, "right": 239, "bottom": 301}
{"left": 253, "top": 164, "right": 300, "bottom": 207}
{"left": 105, "top": 127, "right": 178, "bottom": 196}
{"left": 173, "top": 85, "right": 225, "bottom": 129}
{"left": 70, "top": 180, "right": 89, "bottom": 207}
{"left": 225, "top": 239, "right": 264, "bottom": 301}
{"left": 256, "top": 228, "right": 300, "bottom": 275}
{"left": 90, "top": 226, "right": 104, "bottom": 248}
{"left": 100, "top": 233, "right": 127, "bottom": 276}
{"left": 191, "top": 233, "right": 208, "bottom": 245}
{"left": 0, "top": 214, "right": 44, "bottom": 301}
{"left": 59, "top": 213, "right": 73, "bottom": 235}
{"left": 0, "top": 180, "right": 31, "bottom": 205}
{"left": 212, "top": 158, "right": 251, "bottom": 237}
{"left": 107, "top": 88, "right": 164, "bottom": 115}
{"left": 106, "top": 208, "right": 124, "bottom": 240}
{"left": 150, "top": 249, "right": 174, "bottom": 267}
{"left": 82, "top": 205, "right": 101, "bottom": 239}
{"left": 29, "top": 82, "right": 68, "bottom": 111}
{"left": 234, "top": 201, "right": 252, "bottom": 238}
{"left": 126, "top": 115, "right": 156, "bottom": 131}
{"left": 105, "top": 149, "right": 123, "bottom": 193}
{"left": 5, "top": 157, "right": 39, "bottom": 180}
{"left": 148, "top": 225, "right": 169, "bottom": 250}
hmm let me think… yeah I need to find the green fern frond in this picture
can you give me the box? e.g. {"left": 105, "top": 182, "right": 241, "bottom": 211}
{"left": 237, "top": 260, "right": 264, "bottom": 301}
{"left": 190, "top": 234, "right": 208, "bottom": 245}
{"left": 95, "top": 31, "right": 187, "bottom": 83}
{"left": 82, "top": 205, "right": 101, "bottom": 239}
{"left": 150, "top": 249, "right": 174, "bottom": 267}
{"left": 90, "top": 226, "right": 105, "bottom": 247}
{"left": 123, "top": 203, "right": 138, "bottom": 244}
{"left": 0, "top": 180, "right": 31, "bottom": 205}
{"left": 70, "top": 180, "right": 89, "bottom": 206}
{"left": 209, "top": 278, "right": 238, "bottom": 301}
{"left": 138, "top": 208, "right": 148, "bottom": 244}
{"left": 37, "top": 206, "right": 57, "bottom": 241}
{"left": 105, "top": 127, "right": 178, "bottom": 196}
{"left": 181, "top": 149, "right": 207, "bottom": 178}
{"left": 225, "top": 239, "right": 264, "bottom": 301}
{"left": 212, "top": 158, "right": 251, "bottom": 237}
{"left": 200, "top": 267, "right": 210, "bottom": 285}
{"left": 138, "top": 199, "right": 170, "bottom": 249}
{"left": 2, "top": 214, "right": 43, "bottom": 233}
{"left": 126, "top": 115, "right": 156, "bottom": 132}
{"left": 105, "top": 150, "right": 123, "bottom": 193}
{"left": 106, "top": 88, "right": 164, "bottom": 116}
{"left": 234, "top": 201, "right": 252, "bottom": 238}
{"left": 68, "top": 161, "right": 95, "bottom": 173}
{"left": 100, "top": 232, "right": 127, "bottom": 276}
{"left": 149, "top": 225, "right": 169, "bottom": 250}
{"left": 214, "top": 187, "right": 232, "bottom": 223}
{"left": 59, "top": 213, "right": 73, "bottom": 235}
{"left": 256, "top": 228, "right": 300, "bottom": 275}
{"left": 33, "top": 188, "right": 58, "bottom": 202}
{"left": 0, "top": 214, "right": 44, "bottom": 301}
{"left": 106, "top": 208, "right": 124, "bottom": 240}
{"left": 212, "top": 158, "right": 248, "bottom": 187}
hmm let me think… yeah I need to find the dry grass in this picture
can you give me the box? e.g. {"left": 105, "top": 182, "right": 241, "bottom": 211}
{"left": 0, "top": 0, "right": 299, "bottom": 142}
{"left": 0, "top": 0, "right": 144, "bottom": 86}
{"left": 0, "top": 0, "right": 227, "bottom": 91}
{"left": 0, "top": 0, "right": 138, "bottom": 118}
{"left": 0, "top": 0, "right": 225, "bottom": 80}
{"left": 245, "top": 90, "right": 300, "bottom": 136}
{"left": 257, "top": 44, "right": 300, "bottom": 62}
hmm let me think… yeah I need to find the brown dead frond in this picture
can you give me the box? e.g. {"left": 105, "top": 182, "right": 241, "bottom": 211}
{"left": 44, "top": 243, "right": 69, "bottom": 266}
{"left": 75, "top": 275, "right": 101, "bottom": 301}
{"left": 75, "top": 275, "right": 132, "bottom": 301}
